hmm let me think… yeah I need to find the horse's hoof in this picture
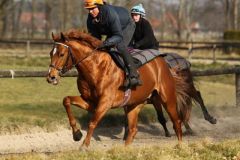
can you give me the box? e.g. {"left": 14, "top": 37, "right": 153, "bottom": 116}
{"left": 209, "top": 117, "right": 217, "bottom": 124}
{"left": 81, "top": 139, "right": 90, "bottom": 148}
{"left": 79, "top": 145, "right": 89, "bottom": 152}
{"left": 165, "top": 132, "right": 171, "bottom": 137}
{"left": 206, "top": 116, "right": 217, "bottom": 124}
{"left": 73, "top": 130, "right": 83, "bottom": 141}
{"left": 123, "top": 133, "right": 128, "bottom": 140}
{"left": 183, "top": 130, "right": 195, "bottom": 136}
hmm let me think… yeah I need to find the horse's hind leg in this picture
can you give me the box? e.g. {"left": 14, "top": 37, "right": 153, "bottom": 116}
{"left": 154, "top": 90, "right": 182, "bottom": 141}
{"left": 165, "top": 101, "right": 182, "bottom": 141}
{"left": 151, "top": 93, "right": 171, "bottom": 137}
{"left": 193, "top": 89, "right": 217, "bottom": 124}
{"left": 63, "top": 96, "right": 94, "bottom": 141}
{"left": 182, "top": 97, "right": 194, "bottom": 135}
{"left": 125, "top": 104, "right": 144, "bottom": 146}
{"left": 183, "top": 122, "right": 194, "bottom": 135}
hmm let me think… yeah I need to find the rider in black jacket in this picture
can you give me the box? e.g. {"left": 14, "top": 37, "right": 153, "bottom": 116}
{"left": 84, "top": 0, "right": 141, "bottom": 88}
{"left": 130, "top": 4, "right": 159, "bottom": 50}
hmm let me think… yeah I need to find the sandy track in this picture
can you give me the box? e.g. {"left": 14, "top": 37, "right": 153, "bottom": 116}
{"left": 0, "top": 116, "right": 240, "bottom": 155}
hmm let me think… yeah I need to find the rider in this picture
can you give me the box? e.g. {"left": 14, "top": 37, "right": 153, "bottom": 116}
{"left": 130, "top": 4, "right": 159, "bottom": 50}
{"left": 84, "top": 0, "right": 142, "bottom": 88}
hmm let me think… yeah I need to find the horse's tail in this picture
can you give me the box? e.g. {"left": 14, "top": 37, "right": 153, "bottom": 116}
{"left": 171, "top": 67, "right": 193, "bottom": 123}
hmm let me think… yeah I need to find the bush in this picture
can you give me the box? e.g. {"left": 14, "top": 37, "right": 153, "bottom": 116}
{"left": 224, "top": 30, "right": 240, "bottom": 40}
{"left": 223, "top": 30, "right": 240, "bottom": 54}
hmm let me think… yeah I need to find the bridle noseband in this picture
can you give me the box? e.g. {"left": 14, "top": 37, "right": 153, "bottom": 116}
{"left": 49, "top": 42, "right": 97, "bottom": 74}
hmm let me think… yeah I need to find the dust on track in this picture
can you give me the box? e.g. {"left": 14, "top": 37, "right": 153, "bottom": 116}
{"left": 0, "top": 116, "right": 240, "bottom": 155}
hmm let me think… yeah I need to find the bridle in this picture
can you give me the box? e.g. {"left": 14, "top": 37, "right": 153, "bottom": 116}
{"left": 49, "top": 42, "right": 98, "bottom": 74}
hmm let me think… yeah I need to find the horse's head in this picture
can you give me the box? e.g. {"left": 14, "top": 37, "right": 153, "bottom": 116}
{"left": 47, "top": 32, "right": 75, "bottom": 85}
{"left": 47, "top": 29, "right": 103, "bottom": 85}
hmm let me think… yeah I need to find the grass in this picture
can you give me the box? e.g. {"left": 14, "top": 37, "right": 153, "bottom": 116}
{"left": 0, "top": 56, "right": 49, "bottom": 70}
{"left": 1, "top": 139, "right": 240, "bottom": 160}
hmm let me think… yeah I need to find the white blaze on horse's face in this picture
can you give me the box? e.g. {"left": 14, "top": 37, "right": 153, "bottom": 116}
{"left": 53, "top": 47, "right": 57, "bottom": 55}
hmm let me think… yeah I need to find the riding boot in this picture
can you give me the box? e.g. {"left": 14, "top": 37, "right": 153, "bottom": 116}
{"left": 120, "top": 50, "right": 142, "bottom": 88}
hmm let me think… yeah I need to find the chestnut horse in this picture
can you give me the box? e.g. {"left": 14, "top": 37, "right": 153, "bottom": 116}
{"left": 47, "top": 29, "right": 189, "bottom": 147}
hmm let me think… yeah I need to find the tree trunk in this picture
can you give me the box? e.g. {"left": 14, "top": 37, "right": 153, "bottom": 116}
{"left": 45, "top": 0, "right": 51, "bottom": 39}
{"left": 233, "top": 0, "right": 239, "bottom": 30}
{"left": 185, "top": 1, "right": 195, "bottom": 41}
{"left": 31, "top": 0, "right": 36, "bottom": 39}
{"left": 1, "top": 0, "right": 13, "bottom": 38}
{"left": 177, "top": 0, "right": 185, "bottom": 40}
{"left": 13, "top": 0, "right": 24, "bottom": 39}
{"left": 159, "top": 0, "right": 166, "bottom": 40}
{"left": 225, "top": 0, "right": 232, "bottom": 30}
{"left": 11, "top": 1, "right": 16, "bottom": 39}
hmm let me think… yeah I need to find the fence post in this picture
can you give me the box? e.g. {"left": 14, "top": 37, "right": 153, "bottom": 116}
{"left": 236, "top": 72, "right": 240, "bottom": 107}
{"left": 212, "top": 44, "right": 216, "bottom": 63}
{"left": 188, "top": 41, "right": 193, "bottom": 60}
{"left": 26, "top": 40, "right": 30, "bottom": 58}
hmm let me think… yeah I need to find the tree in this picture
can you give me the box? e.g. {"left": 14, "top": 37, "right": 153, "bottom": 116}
{"left": 233, "top": 0, "right": 239, "bottom": 30}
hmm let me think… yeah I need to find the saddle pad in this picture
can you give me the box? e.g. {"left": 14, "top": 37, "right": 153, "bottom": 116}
{"left": 129, "top": 48, "right": 165, "bottom": 67}
{"left": 163, "top": 52, "right": 191, "bottom": 70}
{"left": 108, "top": 49, "right": 190, "bottom": 70}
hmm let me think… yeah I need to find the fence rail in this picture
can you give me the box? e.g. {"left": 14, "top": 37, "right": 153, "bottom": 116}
{"left": 1, "top": 67, "right": 240, "bottom": 107}
{"left": 1, "top": 67, "right": 240, "bottom": 78}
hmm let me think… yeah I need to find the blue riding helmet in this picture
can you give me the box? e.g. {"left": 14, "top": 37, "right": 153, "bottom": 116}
{"left": 131, "top": 4, "right": 146, "bottom": 17}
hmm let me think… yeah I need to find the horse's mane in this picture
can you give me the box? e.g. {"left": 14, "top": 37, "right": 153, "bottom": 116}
{"left": 54, "top": 29, "right": 102, "bottom": 49}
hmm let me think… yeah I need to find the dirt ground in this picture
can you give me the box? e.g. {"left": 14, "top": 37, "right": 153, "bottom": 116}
{"left": 0, "top": 114, "right": 240, "bottom": 155}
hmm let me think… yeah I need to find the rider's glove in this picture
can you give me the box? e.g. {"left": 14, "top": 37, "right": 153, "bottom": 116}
{"left": 97, "top": 41, "right": 113, "bottom": 50}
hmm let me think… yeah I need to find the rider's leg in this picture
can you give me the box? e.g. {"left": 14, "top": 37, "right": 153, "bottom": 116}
{"left": 116, "top": 20, "right": 141, "bottom": 88}
{"left": 117, "top": 42, "right": 142, "bottom": 87}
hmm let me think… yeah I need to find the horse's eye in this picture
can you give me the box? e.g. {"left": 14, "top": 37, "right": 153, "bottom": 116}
{"left": 60, "top": 53, "right": 64, "bottom": 57}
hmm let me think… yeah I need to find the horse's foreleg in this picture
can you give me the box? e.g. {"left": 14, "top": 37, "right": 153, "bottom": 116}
{"left": 123, "top": 106, "right": 128, "bottom": 140}
{"left": 82, "top": 97, "right": 111, "bottom": 147}
{"left": 125, "top": 104, "right": 143, "bottom": 146}
{"left": 63, "top": 96, "right": 94, "bottom": 141}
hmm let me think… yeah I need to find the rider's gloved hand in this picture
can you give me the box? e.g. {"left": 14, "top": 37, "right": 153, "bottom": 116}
{"left": 97, "top": 42, "right": 107, "bottom": 50}
{"left": 97, "top": 41, "right": 113, "bottom": 50}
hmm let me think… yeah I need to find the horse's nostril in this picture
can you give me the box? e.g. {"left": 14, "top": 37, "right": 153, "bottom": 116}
{"left": 51, "top": 76, "right": 56, "bottom": 80}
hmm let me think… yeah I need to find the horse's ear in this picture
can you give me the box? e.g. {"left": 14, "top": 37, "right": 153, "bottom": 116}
{"left": 60, "top": 32, "right": 66, "bottom": 42}
{"left": 52, "top": 32, "right": 57, "bottom": 40}
{"left": 60, "top": 32, "right": 69, "bottom": 42}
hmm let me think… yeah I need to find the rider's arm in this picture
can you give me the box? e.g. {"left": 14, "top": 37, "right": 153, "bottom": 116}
{"left": 103, "top": 8, "right": 123, "bottom": 47}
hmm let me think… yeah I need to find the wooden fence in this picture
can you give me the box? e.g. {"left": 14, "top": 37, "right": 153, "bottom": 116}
{"left": 158, "top": 40, "right": 240, "bottom": 63}
{"left": 0, "top": 39, "right": 240, "bottom": 61}
{"left": 0, "top": 67, "right": 240, "bottom": 107}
